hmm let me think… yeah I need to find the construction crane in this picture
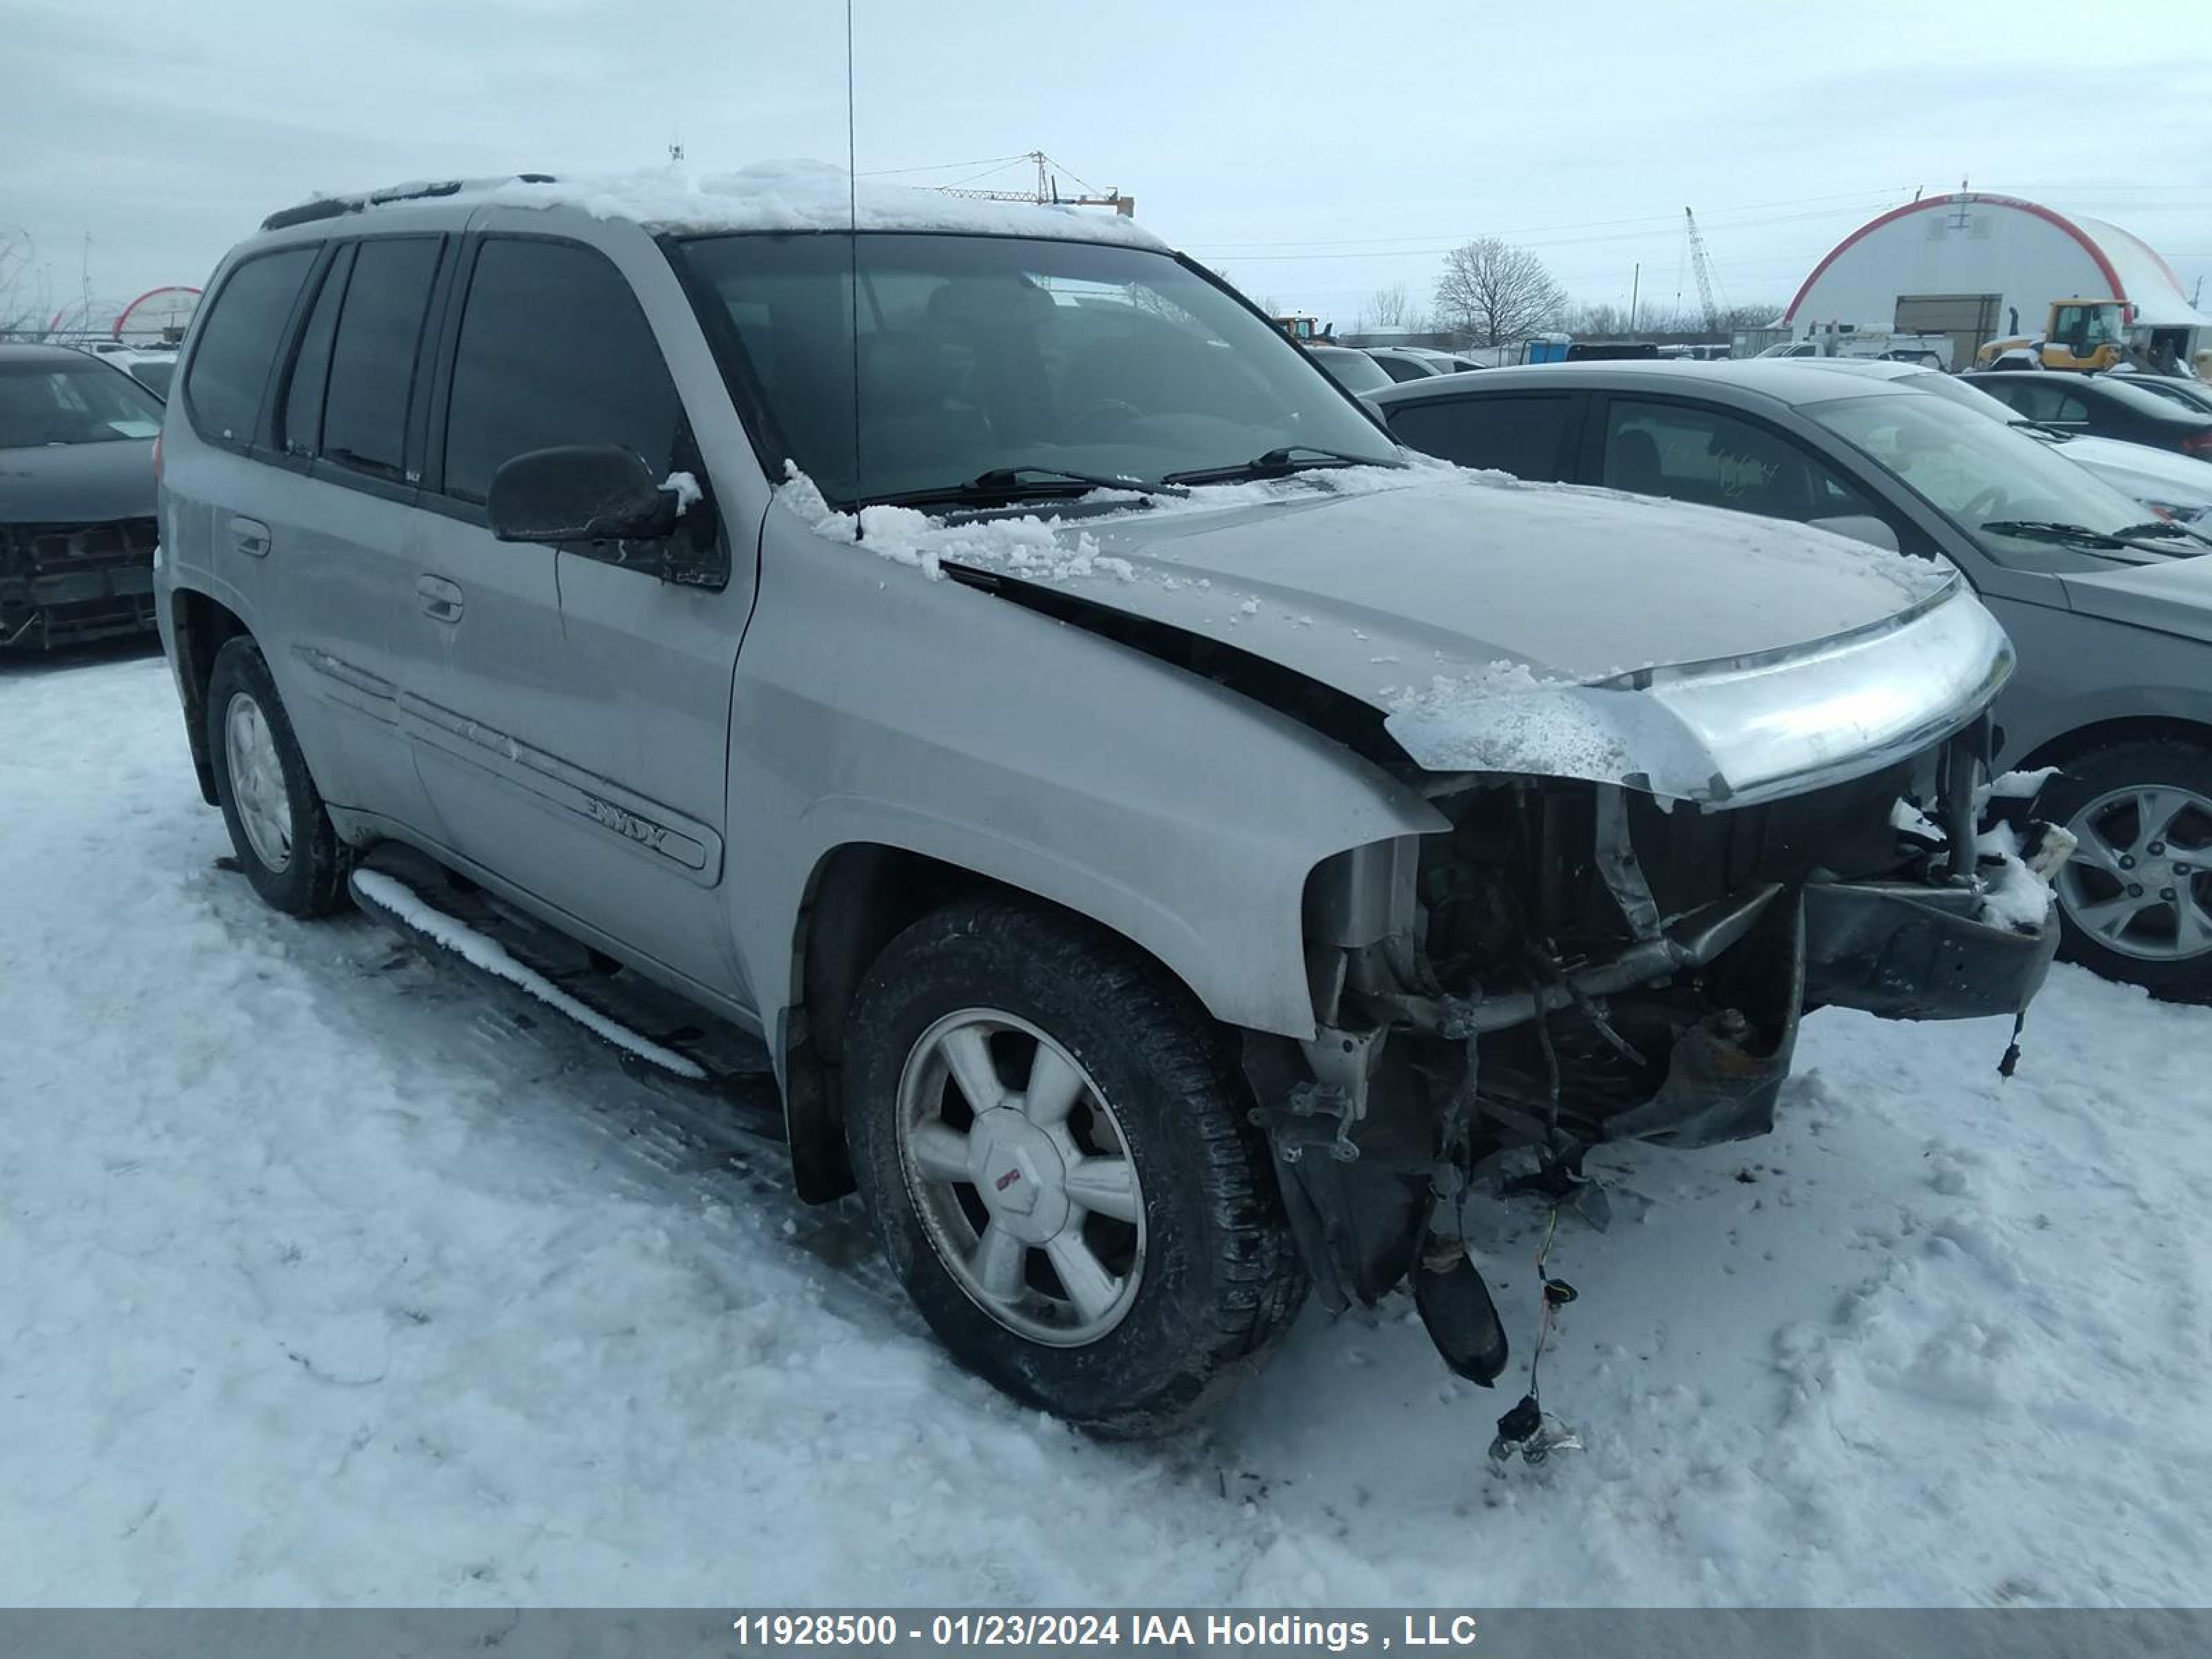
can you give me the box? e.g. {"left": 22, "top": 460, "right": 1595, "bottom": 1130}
{"left": 1683, "top": 207, "right": 1722, "bottom": 331}
{"left": 938, "top": 151, "right": 1135, "bottom": 217}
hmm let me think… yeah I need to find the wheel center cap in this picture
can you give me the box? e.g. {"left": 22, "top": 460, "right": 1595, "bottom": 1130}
{"left": 971, "top": 1107, "right": 1071, "bottom": 1244}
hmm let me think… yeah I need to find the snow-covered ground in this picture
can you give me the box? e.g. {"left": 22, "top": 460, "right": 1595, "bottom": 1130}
{"left": 3, "top": 646, "right": 2209, "bottom": 1608}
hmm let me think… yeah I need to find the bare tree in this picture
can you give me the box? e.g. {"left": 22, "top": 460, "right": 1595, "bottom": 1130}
{"left": 1433, "top": 238, "right": 1566, "bottom": 348}
{"left": 1367, "top": 283, "right": 1410, "bottom": 329}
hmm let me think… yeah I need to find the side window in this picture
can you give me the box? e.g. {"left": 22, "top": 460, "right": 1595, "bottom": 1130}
{"left": 1374, "top": 355, "right": 1426, "bottom": 384}
{"left": 279, "top": 244, "right": 353, "bottom": 459}
{"left": 1386, "top": 395, "right": 1577, "bottom": 482}
{"left": 183, "top": 247, "right": 317, "bottom": 445}
{"left": 321, "top": 237, "right": 444, "bottom": 482}
{"left": 1602, "top": 398, "right": 1878, "bottom": 523}
{"left": 2050, "top": 392, "right": 2090, "bottom": 424}
{"left": 441, "top": 238, "right": 683, "bottom": 507}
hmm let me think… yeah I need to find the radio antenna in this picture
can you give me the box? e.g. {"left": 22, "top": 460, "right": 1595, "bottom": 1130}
{"left": 845, "top": 0, "right": 863, "bottom": 541}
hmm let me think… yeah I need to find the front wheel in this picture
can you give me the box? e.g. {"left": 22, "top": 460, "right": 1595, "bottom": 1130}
{"left": 843, "top": 899, "right": 1306, "bottom": 1436}
{"left": 2046, "top": 738, "right": 2212, "bottom": 1004}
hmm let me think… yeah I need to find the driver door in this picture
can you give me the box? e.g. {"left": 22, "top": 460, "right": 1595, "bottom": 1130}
{"left": 392, "top": 232, "right": 750, "bottom": 1001}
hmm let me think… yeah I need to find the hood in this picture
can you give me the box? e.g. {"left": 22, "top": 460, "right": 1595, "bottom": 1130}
{"left": 2063, "top": 550, "right": 2212, "bottom": 645}
{"left": 0, "top": 438, "right": 158, "bottom": 523}
{"left": 2050, "top": 433, "right": 2212, "bottom": 509}
{"left": 785, "top": 466, "right": 2012, "bottom": 805}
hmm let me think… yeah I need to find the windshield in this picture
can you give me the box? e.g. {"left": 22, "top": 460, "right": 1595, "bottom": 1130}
{"left": 1808, "top": 391, "right": 2204, "bottom": 570}
{"left": 0, "top": 358, "right": 166, "bottom": 447}
{"left": 673, "top": 232, "right": 1396, "bottom": 507}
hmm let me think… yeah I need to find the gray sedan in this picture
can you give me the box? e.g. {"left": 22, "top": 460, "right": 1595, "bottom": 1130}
{"left": 1372, "top": 358, "right": 2212, "bottom": 1001}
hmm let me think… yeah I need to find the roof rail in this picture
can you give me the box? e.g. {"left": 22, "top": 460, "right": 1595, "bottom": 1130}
{"left": 259, "top": 174, "right": 557, "bottom": 233}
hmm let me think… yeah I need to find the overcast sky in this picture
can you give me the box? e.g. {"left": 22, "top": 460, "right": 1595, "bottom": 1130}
{"left": 6, "top": 0, "right": 2208, "bottom": 330}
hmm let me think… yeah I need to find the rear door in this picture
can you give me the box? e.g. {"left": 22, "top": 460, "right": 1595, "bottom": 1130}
{"left": 393, "top": 231, "right": 748, "bottom": 1001}
{"left": 247, "top": 236, "right": 447, "bottom": 828}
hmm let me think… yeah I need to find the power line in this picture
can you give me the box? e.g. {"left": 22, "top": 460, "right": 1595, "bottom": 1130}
{"left": 856, "top": 153, "right": 1029, "bottom": 178}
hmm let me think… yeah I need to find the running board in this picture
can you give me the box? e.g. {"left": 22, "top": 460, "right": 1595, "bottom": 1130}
{"left": 346, "top": 843, "right": 781, "bottom": 1118}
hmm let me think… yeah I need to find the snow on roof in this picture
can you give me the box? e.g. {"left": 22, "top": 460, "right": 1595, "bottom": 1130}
{"left": 2068, "top": 212, "right": 2211, "bottom": 329}
{"left": 477, "top": 162, "right": 1170, "bottom": 249}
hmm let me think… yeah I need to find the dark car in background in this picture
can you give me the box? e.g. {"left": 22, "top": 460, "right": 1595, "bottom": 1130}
{"left": 1302, "top": 341, "right": 1394, "bottom": 395}
{"left": 0, "top": 344, "right": 164, "bottom": 649}
{"left": 1371, "top": 358, "right": 2212, "bottom": 1002}
{"left": 2115, "top": 373, "right": 2212, "bottom": 419}
{"left": 1965, "top": 370, "right": 2212, "bottom": 461}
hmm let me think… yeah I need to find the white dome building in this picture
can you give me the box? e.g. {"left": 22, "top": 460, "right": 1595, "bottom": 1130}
{"left": 1783, "top": 191, "right": 2208, "bottom": 368}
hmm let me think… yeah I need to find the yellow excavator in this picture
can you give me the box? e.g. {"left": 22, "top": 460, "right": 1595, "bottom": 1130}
{"left": 1976, "top": 298, "right": 2131, "bottom": 371}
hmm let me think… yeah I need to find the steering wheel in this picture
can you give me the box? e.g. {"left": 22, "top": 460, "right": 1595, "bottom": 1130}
{"left": 1962, "top": 484, "right": 2009, "bottom": 524}
{"left": 1060, "top": 398, "right": 1143, "bottom": 444}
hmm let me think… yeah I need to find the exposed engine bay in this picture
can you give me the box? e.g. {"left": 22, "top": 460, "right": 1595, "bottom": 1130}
{"left": 1252, "top": 718, "right": 2062, "bottom": 1411}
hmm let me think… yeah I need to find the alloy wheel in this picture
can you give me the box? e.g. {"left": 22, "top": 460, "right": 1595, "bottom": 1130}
{"left": 224, "top": 690, "right": 294, "bottom": 874}
{"left": 2056, "top": 782, "right": 2212, "bottom": 962}
{"left": 895, "top": 1008, "right": 1145, "bottom": 1347}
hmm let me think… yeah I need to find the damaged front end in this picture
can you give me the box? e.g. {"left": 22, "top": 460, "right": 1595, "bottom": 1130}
{"left": 1251, "top": 700, "right": 2060, "bottom": 1391}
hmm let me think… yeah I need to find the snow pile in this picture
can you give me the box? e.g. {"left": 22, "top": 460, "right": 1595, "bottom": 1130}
{"left": 481, "top": 162, "right": 1168, "bottom": 250}
{"left": 350, "top": 869, "right": 706, "bottom": 1080}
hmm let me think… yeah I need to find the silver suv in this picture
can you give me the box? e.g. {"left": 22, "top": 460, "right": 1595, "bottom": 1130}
{"left": 156, "top": 169, "right": 2057, "bottom": 1436}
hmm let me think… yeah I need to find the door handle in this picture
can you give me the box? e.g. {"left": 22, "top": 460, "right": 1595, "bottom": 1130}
{"left": 416, "top": 574, "right": 465, "bottom": 623}
{"left": 230, "top": 516, "right": 272, "bottom": 559}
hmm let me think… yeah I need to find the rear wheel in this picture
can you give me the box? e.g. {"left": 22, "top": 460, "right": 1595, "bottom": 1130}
{"left": 843, "top": 898, "right": 1306, "bottom": 1436}
{"left": 207, "top": 637, "right": 348, "bottom": 917}
{"left": 2046, "top": 738, "right": 2212, "bottom": 1004}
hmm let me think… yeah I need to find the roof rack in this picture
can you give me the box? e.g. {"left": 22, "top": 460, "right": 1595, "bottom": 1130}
{"left": 259, "top": 174, "right": 557, "bottom": 233}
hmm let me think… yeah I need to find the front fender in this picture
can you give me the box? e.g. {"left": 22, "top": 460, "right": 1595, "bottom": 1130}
{"left": 726, "top": 522, "right": 1447, "bottom": 1040}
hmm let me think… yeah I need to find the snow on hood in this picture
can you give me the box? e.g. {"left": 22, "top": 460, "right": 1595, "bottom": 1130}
{"left": 778, "top": 463, "right": 1996, "bottom": 801}
{"left": 480, "top": 162, "right": 1168, "bottom": 250}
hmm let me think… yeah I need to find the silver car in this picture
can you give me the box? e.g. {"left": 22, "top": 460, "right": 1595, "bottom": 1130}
{"left": 156, "top": 171, "right": 2054, "bottom": 1435}
{"left": 1373, "top": 357, "right": 2212, "bottom": 1001}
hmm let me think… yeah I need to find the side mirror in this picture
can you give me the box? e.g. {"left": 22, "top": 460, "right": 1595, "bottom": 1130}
{"left": 487, "top": 444, "right": 681, "bottom": 545}
{"left": 1808, "top": 514, "right": 1901, "bottom": 553}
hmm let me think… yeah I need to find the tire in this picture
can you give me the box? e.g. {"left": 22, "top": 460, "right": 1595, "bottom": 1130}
{"left": 843, "top": 897, "right": 1307, "bottom": 1436}
{"left": 206, "top": 636, "right": 349, "bottom": 917}
{"left": 2043, "top": 738, "right": 2212, "bottom": 1004}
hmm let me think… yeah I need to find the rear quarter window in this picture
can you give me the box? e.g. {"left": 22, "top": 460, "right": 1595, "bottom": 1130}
{"left": 183, "top": 247, "right": 317, "bottom": 446}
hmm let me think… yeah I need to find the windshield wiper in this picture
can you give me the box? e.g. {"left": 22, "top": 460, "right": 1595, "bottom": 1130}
{"left": 867, "top": 466, "right": 1177, "bottom": 511}
{"left": 1980, "top": 518, "right": 2204, "bottom": 554}
{"left": 1161, "top": 445, "right": 1395, "bottom": 487}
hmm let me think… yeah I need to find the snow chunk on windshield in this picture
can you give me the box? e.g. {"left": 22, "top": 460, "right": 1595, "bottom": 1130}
{"left": 482, "top": 161, "right": 1169, "bottom": 250}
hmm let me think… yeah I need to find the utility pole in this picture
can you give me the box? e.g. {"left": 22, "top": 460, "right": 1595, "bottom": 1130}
{"left": 1628, "top": 263, "right": 1640, "bottom": 335}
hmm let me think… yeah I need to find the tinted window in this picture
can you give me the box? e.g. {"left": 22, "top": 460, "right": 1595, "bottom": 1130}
{"left": 442, "top": 238, "right": 682, "bottom": 505}
{"left": 1602, "top": 398, "right": 1877, "bottom": 522}
{"left": 184, "top": 247, "right": 315, "bottom": 444}
{"left": 321, "top": 237, "right": 442, "bottom": 481}
{"left": 280, "top": 244, "right": 353, "bottom": 458}
{"left": 1386, "top": 394, "right": 1577, "bottom": 481}
{"left": 1372, "top": 355, "right": 1429, "bottom": 384}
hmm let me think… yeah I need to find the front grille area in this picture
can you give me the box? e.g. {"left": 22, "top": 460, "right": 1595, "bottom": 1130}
{"left": 1, "top": 516, "right": 159, "bottom": 574}
{"left": 1, "top": 517, "right": 161, "bottom": 647}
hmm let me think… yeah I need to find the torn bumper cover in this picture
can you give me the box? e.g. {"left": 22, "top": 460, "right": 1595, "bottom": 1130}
{"left": 1803, "top": 878, "right": 2059, "bottom": 1022}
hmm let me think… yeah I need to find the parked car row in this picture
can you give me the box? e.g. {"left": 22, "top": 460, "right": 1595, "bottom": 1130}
{"left": 1368, "top": 357, "right": 2212, "bottom": 1001}
{"left": 1307, "top": 340, "right": 1481, "bottom": 393}
{"left": 140, "top": 169, "right": 2072, "bottom": 1439}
